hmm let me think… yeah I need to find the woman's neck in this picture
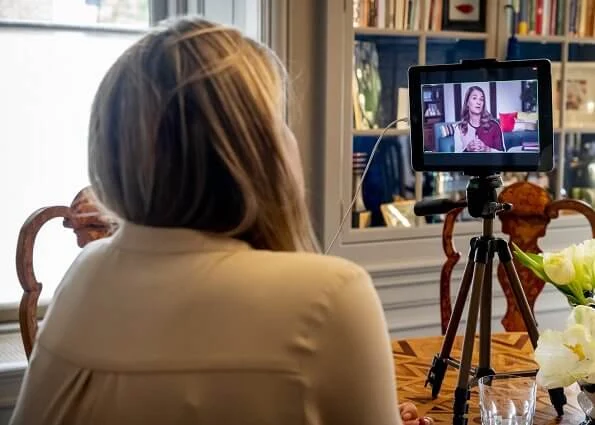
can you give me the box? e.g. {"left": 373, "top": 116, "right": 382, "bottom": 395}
{"left": 469, "top": 114, "right": 481, "bottom": 127}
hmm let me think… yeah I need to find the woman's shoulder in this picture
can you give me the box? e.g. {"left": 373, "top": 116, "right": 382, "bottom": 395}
{"left": 247, "top": 250, "right": 370, "bottom": 286}
{"left": 487, "top": 117, "right": 502, "bottom": 129}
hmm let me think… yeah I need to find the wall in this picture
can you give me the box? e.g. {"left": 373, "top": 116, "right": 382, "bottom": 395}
{"left": 443, "top": 84, "right": 456, "bottom": 122}
{"left": 496, "top": 80, "right": 522, "bottom": 114}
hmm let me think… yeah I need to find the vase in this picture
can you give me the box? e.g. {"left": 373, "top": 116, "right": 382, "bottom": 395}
{"left": 577, "top": 383, "right": 595, "bottom": 425}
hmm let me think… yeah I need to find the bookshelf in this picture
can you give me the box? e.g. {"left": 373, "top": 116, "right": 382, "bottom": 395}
{"left": 346, "top": 0, "right": 595, "bottom": 235}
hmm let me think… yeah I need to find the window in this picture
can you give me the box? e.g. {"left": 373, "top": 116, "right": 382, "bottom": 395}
{"left": 0, "top": 0, "right": 267, "bottom": 307}
{"left": 0, "top": 0, "right": 149, "bottom": 27}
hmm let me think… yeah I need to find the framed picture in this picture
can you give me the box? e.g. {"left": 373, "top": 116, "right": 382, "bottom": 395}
{"left": 551, "top": 62, "right": 595, "bottom": 129}
{"left": 442, "top": 0, "right": 486, "bottom": 32}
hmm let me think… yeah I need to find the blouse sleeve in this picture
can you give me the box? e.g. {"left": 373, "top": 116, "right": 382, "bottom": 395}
{"left": 311, "top": 266, "right": 401, "bottom": 425}
{"left": 497, "top": 123, "right": 506, "bottom": 151}
{"left": 454, "top": 125, "right": 465, "bottom": 153}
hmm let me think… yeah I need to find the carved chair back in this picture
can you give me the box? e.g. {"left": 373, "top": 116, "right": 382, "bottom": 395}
{"left": 440, "top": 181, "right": 595, "bottom": 334}
{"left": 15, "top": 187, "right": 116, "bottom": 359}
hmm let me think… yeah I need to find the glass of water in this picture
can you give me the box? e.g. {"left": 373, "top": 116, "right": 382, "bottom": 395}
{"left": 478, "top": 375, "right": 537, "bottom": 425}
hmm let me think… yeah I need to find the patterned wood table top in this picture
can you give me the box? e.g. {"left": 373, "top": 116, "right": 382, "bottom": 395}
{"left": 393, "top": 332, "right": 585, "bottom": 424}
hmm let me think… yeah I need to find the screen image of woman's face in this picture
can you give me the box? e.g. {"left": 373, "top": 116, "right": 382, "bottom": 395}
{"left": 467, "top": 89, "right": 484, "bottom": 115}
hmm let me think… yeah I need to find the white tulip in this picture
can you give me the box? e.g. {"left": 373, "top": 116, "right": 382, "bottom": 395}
{"left": 543, "top": 251, "right": 576, "bottom": 285}
{"left": 570, "top": 305, "right": 595, "bottom": 337}
{"left": 535, "top": 325, "right": 595, "bottom": 388}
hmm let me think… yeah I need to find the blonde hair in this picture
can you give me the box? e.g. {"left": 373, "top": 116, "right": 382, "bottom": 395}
{"left": 88, "top": 17, "right": 319, "bottom": 252}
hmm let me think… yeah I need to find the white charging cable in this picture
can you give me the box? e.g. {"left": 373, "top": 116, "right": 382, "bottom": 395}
{"left": 324, "top": 117, "right": 410, "bottom": 254}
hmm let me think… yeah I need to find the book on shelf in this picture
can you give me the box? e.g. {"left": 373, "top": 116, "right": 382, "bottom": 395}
{"left": 512, "top": 0, "right": 595, "bottom": 38}
{"left": 353, "top": 0, "right": 443, "bottom": 32}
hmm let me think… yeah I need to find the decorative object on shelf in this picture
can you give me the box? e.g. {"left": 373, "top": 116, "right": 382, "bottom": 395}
{"left": 380, "top": 198, "right": 416, "bottom": 228}
{"left": 551, "top": 62, "right": 595, "bottom": 129}
{"left": 353, "top": 41, "right": 382, "bottom": 130}
{"left": 442, "top": 0, "right": 486, "bottom": 32}
{"left": 532, "top": 305, "right": 595, "bottom": 425}
{"left": 352, "top": 152, "right": 372, "bottom": 228}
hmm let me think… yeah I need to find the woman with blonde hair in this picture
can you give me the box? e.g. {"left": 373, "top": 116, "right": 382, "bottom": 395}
{"left": 10, "top": 17, "right": 431, "bottom": 425}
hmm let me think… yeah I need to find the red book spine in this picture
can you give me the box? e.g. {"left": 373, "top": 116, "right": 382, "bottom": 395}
{"left": 536, "top": 0, "right": 544, "bottom": 34}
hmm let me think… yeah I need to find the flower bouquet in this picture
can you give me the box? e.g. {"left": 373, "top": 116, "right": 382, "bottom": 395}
{"left": 514, "top": 240, "right": 595, "bottom": 423}
{"left": 533, "top": 306, "right": 595, "bottom": 423}
{"left": 513, "top": 240, "right": 595, "bottom": 307}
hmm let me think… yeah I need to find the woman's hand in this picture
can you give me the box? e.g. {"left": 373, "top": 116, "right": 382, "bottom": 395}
{"left": 466, "top": 136, "right": 490, "bottom": 152}
{"left": 399, "top": 402, "right": 434, "bottom": 425}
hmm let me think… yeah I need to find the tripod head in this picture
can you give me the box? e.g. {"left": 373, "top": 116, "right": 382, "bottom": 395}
{"left": 414, "top": 174, "right": 512, "bottom": 220}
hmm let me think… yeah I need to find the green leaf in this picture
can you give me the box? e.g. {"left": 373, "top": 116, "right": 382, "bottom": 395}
{"left": 524, "top": 252, "right": 544, "bottom": 265}
{"left": 567, "top": 294, "right": 582, "bottom": 306}
{"left": 512, "top": 247, "right": 549, "bottom": 281}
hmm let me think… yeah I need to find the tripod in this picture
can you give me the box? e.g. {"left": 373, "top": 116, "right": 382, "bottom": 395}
{"left": 415, "top": 175, "right": 567, "bottom": 425}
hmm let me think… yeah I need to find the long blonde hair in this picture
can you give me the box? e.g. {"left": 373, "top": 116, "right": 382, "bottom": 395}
{"left": 458, "top": 85, "right": 493, "bottom": 135}
{"left": 88, "top": 17, "right": 319, "bottom": 252}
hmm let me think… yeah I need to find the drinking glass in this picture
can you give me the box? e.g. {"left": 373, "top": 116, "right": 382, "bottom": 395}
{"left": 478, "top": 375, "right": 537, "bottom": 425}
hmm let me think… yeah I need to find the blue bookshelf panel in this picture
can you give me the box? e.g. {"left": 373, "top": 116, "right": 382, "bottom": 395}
{"left": 352, "top": 134, "right": 414, "bottom": 227}
{"left": 425, "top": 38, "right": 486, "bottom": 65}
{"left": 568, "top": 43, "right": 595, "bottom": 61}
{"left": 353, "top": 35, "right": 418, "bottom": 129}
{"left": 506, "top": 40, "right": 562, "bottom": 61}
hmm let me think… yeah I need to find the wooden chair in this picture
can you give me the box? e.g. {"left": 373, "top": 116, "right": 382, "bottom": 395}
{"left": 440, "top": 181, "right": 595, "bottom": 335}
{"left": 15, "top": 187, "right": 117, "bottom": 359}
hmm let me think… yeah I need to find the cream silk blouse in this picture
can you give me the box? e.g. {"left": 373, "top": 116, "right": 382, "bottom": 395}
{"left": 10, "top": 222, "right": 401, "bottom": 425}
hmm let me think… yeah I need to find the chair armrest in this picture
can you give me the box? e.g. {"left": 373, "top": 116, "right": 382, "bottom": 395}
{"left": 546, "top": 199, "right": 595, "bottom": 238}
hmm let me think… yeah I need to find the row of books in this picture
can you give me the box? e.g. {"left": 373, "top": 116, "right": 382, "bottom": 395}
{"left": 513, "top": 0, "right": 595, "bottom": 37}
{"left": 353, "top": 0, "right": 444, "bottom": 32}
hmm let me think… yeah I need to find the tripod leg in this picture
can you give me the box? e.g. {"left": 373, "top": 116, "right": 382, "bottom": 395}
{"left": 476, "top": 241, "right": 495, "bottom": 379}
{"left": 494, "top": 239, "right": 567, "bottom": 417}
{"left": 493, "top": 240, "right": 538, "bottom": 345}
{"left": 453, "top": 238, "right": 489, "bottom": 425}
{"left": 426, "top": 238, "right": 478, "bottom": 399}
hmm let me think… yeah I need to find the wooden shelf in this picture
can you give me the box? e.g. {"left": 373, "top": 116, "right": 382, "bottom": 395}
{"left": 515, "top": 34, "right": 595, "bottom": 45}
{"left": 353, "top": 27, "right": 487, "bottom": 40}
{"left": 515, "top": 34, "right": 565, "bottom": 43}
{"left": 563, "top": 127, "right": 595, "bottom": 133}
{"left": 567, "top": 36, "right": 595, "bottom": 45}
{"left": 353, "top": 128, "right": 409, "bottom": 137}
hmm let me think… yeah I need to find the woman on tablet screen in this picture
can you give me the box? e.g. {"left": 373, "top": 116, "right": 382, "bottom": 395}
{"left": 453, "top": 86, "right": 505, "bottom": 152}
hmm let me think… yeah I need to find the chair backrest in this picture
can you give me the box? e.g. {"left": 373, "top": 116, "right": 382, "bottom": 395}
{"left": 15, "top": 187, "right": 116, "bottom": 359}
{"left": 440, "top": 181, "right": 595, "bottom": 334}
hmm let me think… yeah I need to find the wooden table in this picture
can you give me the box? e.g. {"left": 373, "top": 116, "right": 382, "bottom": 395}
{"left": 393, "top": 333, "right": 585, "bottom": 424}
